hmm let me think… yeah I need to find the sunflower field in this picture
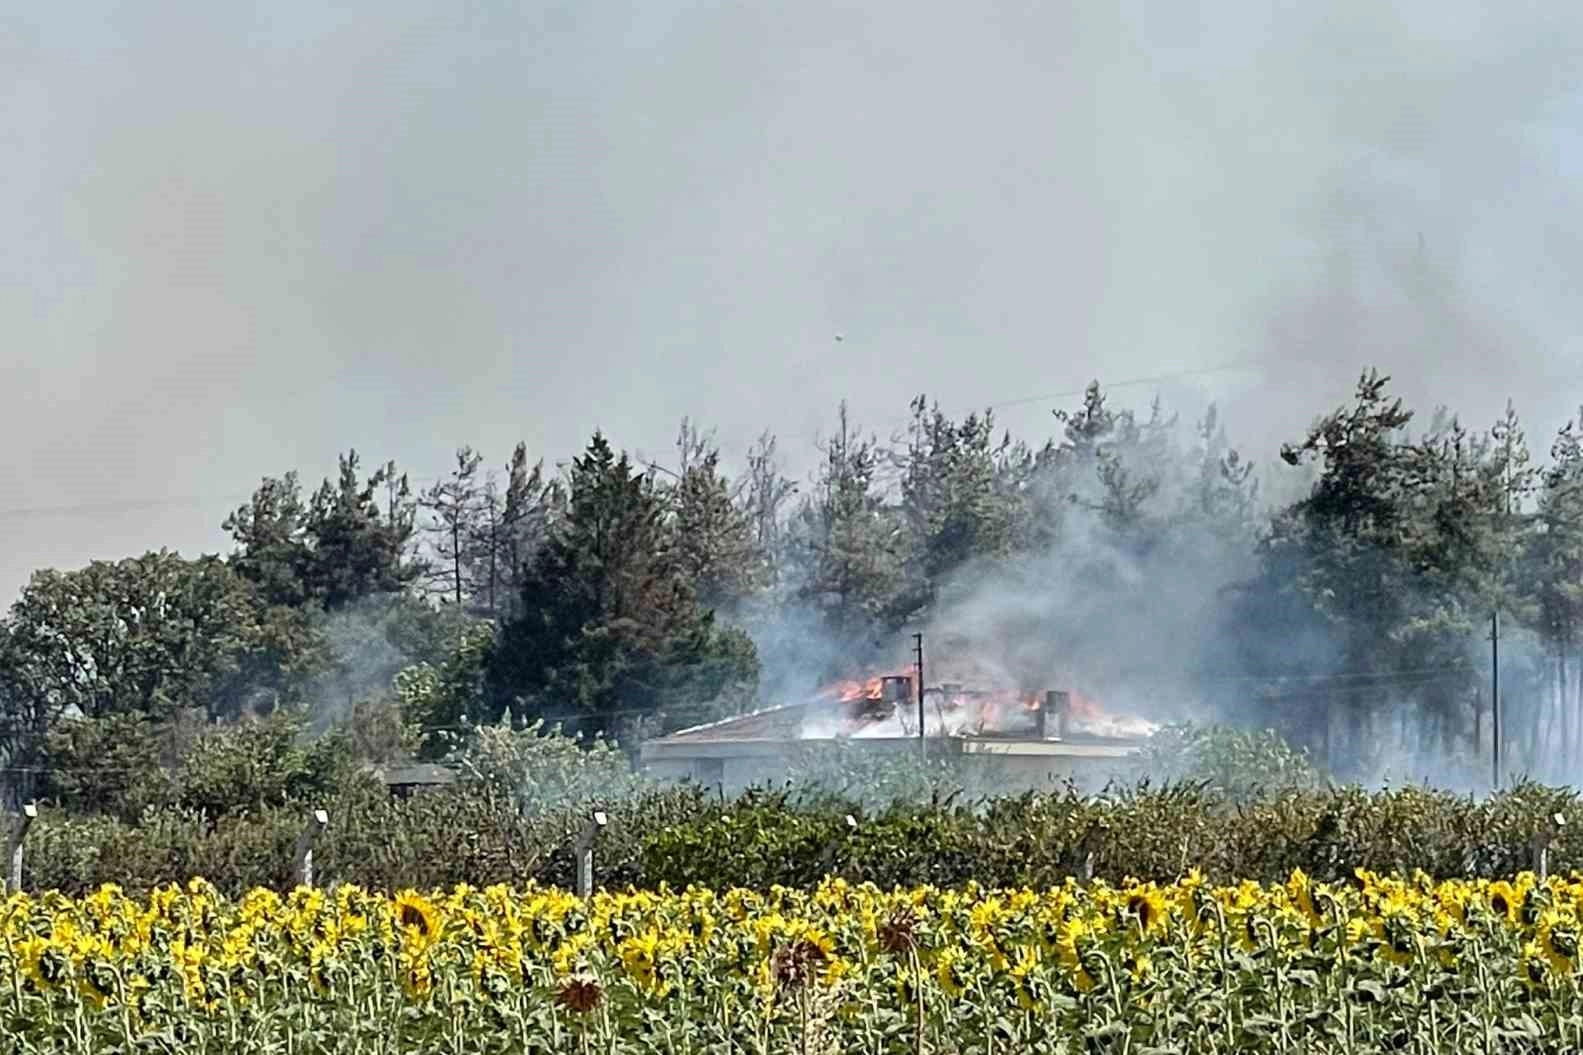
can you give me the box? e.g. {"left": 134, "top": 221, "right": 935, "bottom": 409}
{"left": 4, "top": 871, "right": 1582, "bottom": 1053}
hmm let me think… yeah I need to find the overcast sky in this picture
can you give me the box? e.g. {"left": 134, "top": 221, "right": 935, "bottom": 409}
{"left": 4, "top": 2, "right": 1583, "bottom": 602}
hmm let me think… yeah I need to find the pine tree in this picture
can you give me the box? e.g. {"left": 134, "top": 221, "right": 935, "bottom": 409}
{"left": 420, "top": 447, "right": 484, "bottom": 606}
{"left": 467, "top": 444, "right": 556, "bottom": 620}
{"left": 1533, "top": 410, "right": 1583, "bottom": 770}
{"left": 739, "top": 430, "right": 798, "bottom": 593}
{"left": 488, "top": 433, "right": 757, "bottom": 737}
{"left": 788, "top": 404, "right": 904, "bottom": 654}
{"left": 667, "top": 421, "right": 759, "bottom": 612}
{"left": 895, "top": 397, "right": 1021, "bottom": 619}
{"left": 225, "top": 451, "right": 421, "bottom": 611}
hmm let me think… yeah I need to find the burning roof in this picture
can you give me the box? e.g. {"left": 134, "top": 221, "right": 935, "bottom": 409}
{"left": 805, "top": 668, "right": 1159, "bottom": 742}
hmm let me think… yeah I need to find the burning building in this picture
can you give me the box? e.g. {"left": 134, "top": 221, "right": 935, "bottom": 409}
{"left": 640, "top": 659, "right": 1159, "bottom": 795}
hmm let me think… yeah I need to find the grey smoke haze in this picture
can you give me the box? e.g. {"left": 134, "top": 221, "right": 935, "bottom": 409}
{"left": 5, "top": 3, "right": 1583, "bottom": 602}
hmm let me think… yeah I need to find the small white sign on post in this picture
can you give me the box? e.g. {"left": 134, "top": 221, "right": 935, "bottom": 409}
{"left": 6, "top": 804, "right": 38, "bottom": 895}
{"left": 818, "top": 814, "right": 860, "bottom": 874}
{"left": 294, "top": 808, "right": 330, "bottom": 888}
{"left": 575, "top": 810, "right": 608, "bottom": 899}
{"left": 1533, "top": 812, "right": 1566, "bottom": 882}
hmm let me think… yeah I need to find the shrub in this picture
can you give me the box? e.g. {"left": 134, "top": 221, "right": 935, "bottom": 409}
{"left": 1134, "top": 721, "right": 1323, "bottom": 799}
{"left": 444, "top": 718, "right": 648, "bottom": 814}
{"left": 176, "top": 711, "right": 369, "bottom": 817}
{"left": 773, "top": 740, "right": 1006, "bottom": 808}
{"left": 37, "top": 714, "right": 174, "bottom": 820}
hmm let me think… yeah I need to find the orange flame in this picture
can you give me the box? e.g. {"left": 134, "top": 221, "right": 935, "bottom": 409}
{"left": 815, "top": 666, "right": 1126, "bottom": 737}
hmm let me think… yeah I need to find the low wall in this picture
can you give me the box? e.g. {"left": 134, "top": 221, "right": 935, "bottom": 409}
{"left": 639, "top": 736, "right": 1144, "bottom": 796}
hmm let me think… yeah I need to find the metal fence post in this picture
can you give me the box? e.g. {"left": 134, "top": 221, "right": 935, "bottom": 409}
{"left": 6, "top": 804, "right": 37, "bottom": 895}
{"left": 575, "top": 811, "right": 608, "bottom": 898}
{"left": 1533, "top": 812, "right": 1566, "bottom": 882}
{"left": 294, "top": 809, "right": 329, "bottom": 888}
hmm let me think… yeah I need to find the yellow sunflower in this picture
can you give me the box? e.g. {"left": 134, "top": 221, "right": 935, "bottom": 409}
{"left": 390, "top": 891, "right": 444, "bottom": 950}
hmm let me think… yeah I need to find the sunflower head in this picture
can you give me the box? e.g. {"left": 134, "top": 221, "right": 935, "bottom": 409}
{"left": 1537, "top": 909, "right": 1578, "bottom": 977}
{"left": 391, "top": 891, "right": 443, "bottom": 948}
{"left": 555, "top": 973, "right": 605, "bottom": 1014}
{"left": 1125, "top": 888, "right": 1169, "bottom": 936}
{"left": 877, "top": 904, "right": 919, "bottom": 955}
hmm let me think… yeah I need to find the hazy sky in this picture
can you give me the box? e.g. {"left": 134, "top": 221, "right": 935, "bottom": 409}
{"left": 4, "top": 2, "right": 1583, "bottom": 602}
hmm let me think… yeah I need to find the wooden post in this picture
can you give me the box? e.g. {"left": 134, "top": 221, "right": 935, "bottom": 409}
{"left": 6, "top": 804, "right": 37, "bottom": 895}
{"left": 1533, "top": 812, "right": 1566, "bottom": 882}
{"left": 294, "top": 809, "right": 329, "bottom": 888}
{"left": 575, "top": 811, "right": 607, "bottom": 899}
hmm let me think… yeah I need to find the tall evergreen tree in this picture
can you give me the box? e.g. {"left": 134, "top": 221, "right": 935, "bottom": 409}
{"left": 224, "top": 451, "right": 421, "bottom": 611}
{"left": 895, "top": 397, "right": 1021, "bottom": 619}
{"left": 488, "top": 433, "right": 757, "bottom": 737}
{"left": 420, "top": 447, "right": 484, "bottom": 606}
{"left": 788, "top": 404, "right": 904, "bottom": 653}
{"left": 739, "top": 430, "right": 798, "bottom": 593}
{"left": 1532, "top": 410, "right": 1583, "bottom": 768}
{"left": 466, "top": 443, "right": 556, "bottom": 621}
{"left": 667, "top": 421, "right": 759, "bottom": 612}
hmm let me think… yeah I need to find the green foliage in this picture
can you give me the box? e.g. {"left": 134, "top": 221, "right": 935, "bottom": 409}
{"left": 488, "top": 432, "right": 758, "bottom": 738}
{"left": 223, "top": 450, "right": 421, "bottom": 612}
{"left": 787, "top": 403, "right": 906, "bottom": 654}
{"left": 175, "top": 711, "right": 368, "bottom": 817}
{"left": 772, "top": 739, "right": 1006, "bottom": 808}
{"left": 666, "top": 420, "right": 762, "bottom": 612}
{"left": 2, "top": 552, "right": 269, "bottom": 722}
{"left": 20, "top": 372, "right": 1583, "bottom": 819}
{"left": 37, "top": 713, "right": 173, "bottom": 819}
{"left": 394, "top": 618, "right": 494, "bottom": 758}
{"left": 33, "top": 711, "right": 370, "bottom": 823}
{"left": 27, "top": 778, "right": 1583, "bottom": 898}
{"left": 444, "top": 718, "right": 648, "bottom": 814}
{"left": 1135, "top": 722, "right": 1323, "bottom": 799}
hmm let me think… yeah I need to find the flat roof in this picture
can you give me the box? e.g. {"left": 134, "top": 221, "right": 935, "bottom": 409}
{"left": 641, "top": 735, "right": 1142, "bottom": 761}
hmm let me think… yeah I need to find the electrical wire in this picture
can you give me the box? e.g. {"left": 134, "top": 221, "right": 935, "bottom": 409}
{"left": 0, "top": 362, "right": 1264, "bottom": 522}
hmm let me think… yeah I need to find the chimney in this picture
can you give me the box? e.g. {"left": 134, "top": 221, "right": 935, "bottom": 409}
{"left": 1044, "top": 690, "right": 1071, "bottom": 739}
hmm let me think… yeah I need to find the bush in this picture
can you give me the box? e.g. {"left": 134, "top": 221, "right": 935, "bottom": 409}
{"left": 176, "top": 711, "right": 370, "bottom": 816}
{"left": 38, "top": 714, "right": 174, "bottom": 820}
{"left": 1134, "top": 722, "right": 1324, "bottom": 799}
{"left": 33, "top": 710, "right": 373, "bottom": 823}
{"left": 773, "top": 740, "right": 1007, "bottom": 808}
{"left": 444, "top": 718, "right": 648, "bottom": 814}
{"left": 17, "top": 779, "right": 1581, "bottom": 896}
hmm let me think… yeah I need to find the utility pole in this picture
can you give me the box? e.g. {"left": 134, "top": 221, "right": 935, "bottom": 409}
{"left": 1492, "top": 608, "right": 1502, "bottom": 790}
{"left": 913, "top": 633, "right": 926, "bottom": 765}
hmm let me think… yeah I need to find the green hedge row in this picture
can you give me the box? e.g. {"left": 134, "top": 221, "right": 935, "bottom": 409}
{"left": 17, "top": 779, "right": 1582, "bottom": 895}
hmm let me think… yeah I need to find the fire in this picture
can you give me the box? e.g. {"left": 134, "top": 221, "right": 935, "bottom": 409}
{"left": 820, "top": 667, "right": 918, "bottom": 704}
{"left": 827, "top": 677, "right": 883, "bottom": 702}
{"left": 811, "top": 662, "right": 1155, "bottom": 740}
{"left": 1069, "top": 691, "right": 1102, "bottom": 720}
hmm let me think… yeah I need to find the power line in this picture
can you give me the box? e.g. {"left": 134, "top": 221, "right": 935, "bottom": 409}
{"left": 981, "top": 359, "right": 1265, "bottom": 412}
{"left": 774, "top": 359, "right": 1265, "bottom": 444}
{"left": 0, "top": 362, "right": 1266, "bottom": 524}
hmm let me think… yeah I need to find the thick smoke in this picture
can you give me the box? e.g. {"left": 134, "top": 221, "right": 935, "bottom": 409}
{"left": 735, "top": 385, "right": 1583, "bottom": 799}
{"left": 8, "top": 4, "right": 1583, "bottom": 611}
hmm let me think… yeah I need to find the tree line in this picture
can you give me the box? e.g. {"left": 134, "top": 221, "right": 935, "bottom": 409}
{"left": 2, "top": 367, "right": 1581, "bottom": 793}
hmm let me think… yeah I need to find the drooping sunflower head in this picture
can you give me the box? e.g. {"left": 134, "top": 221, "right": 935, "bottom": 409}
{"left": 391, "top": 891, "right": 443, "bottom": 948}
{"left": 1125, "top": 887, "right": 1169, "bottom": 937}
{"left": 1537, "top": 909, "right": 1579, "bottom": 977}
{"left": 555, "top": 974, "right": 605, "bottom": 1014}
{"left": 1487, "top": 881, "right": 1520, "bottom": 928}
